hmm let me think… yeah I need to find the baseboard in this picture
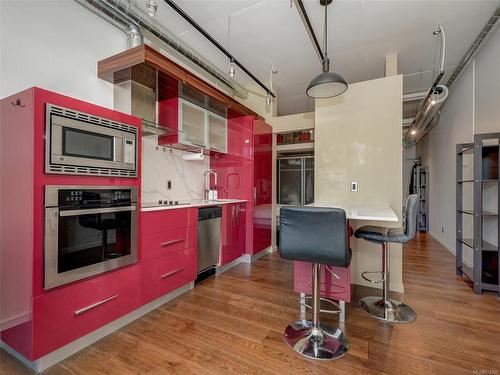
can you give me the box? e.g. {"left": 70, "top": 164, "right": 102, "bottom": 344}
{"left": 241, "top": 246, "right": 275, "bottom": 263}
{"left": 216, "top": 256, "right": 245, "bottom": 275}
{"left": 429, "top": 232, "right": 473, "bottom": 267}
{"left": 0, "top": 282, "right": 194, "bottom": 373}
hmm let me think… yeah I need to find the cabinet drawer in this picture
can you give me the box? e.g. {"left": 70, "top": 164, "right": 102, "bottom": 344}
{"left": 141, "top": 248, "right": 196, "bottom": 304}
{"left": 32, "top": 265, "right": 140, "bottom": 358}
{"left": 141, "top": 226, "right": 196, "bottom": 261}
{"left": 141, "top": 208, "right": 197, "bottom": 236}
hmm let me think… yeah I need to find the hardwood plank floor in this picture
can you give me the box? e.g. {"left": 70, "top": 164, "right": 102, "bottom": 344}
{"left": 1, "top": 234, "right": 499, "bottom": 374}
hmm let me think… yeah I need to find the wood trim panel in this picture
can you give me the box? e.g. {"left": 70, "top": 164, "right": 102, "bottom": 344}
{"left": 97, "top": 45, "right": 263, "bottom": 120}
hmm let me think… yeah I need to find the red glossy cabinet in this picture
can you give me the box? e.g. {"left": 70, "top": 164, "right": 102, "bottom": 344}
{"left": 140, "top": 208, "right": 198, "bottom": 304}
{"left": 0, "top": 88, "right": 142, "bottom": 361}
{"left": 30, "top": 265, "right": 140, "bottom": 358}
{"left": 220, "top": 203, "right": 246, "bottom": 266}
{"left": 211, "top": 116, "right": 272, "bottom": 256}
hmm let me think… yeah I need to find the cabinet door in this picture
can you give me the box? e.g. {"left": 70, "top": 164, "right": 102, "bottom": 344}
{"left": 220, "top": 204, "right": 244, "bottom": 265}
{"left": 208, "top": 113, "right": 227, "bottom": 153}
{"left": 253, "top": 120, "right": 272, "bottom": 254}
{"left": 179, "top": 100, "right": 207, "bottom": 148}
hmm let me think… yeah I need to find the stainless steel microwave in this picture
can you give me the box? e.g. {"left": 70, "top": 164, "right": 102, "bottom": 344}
{"left": 45, "top": 104, "right": 138, "bottom": 177}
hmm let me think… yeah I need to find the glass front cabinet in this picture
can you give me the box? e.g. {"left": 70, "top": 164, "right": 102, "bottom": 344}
{"left": 178, "top": 99, "right": 227, "bottom": 153}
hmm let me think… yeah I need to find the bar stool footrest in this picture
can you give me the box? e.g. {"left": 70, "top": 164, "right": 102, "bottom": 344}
{"left": 297, "top": 295, "right": 341, "bottom": 315}
{"left": 361, "top": 270, "right": 385, "bottom": 283}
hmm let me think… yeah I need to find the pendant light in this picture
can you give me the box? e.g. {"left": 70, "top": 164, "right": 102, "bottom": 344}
{"left": 306, "top": 0, "right": 347, "bottom": 99}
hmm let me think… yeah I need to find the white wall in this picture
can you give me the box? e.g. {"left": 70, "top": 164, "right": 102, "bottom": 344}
{"left": 315, "top": 75, "right": 404, "bottom": 292}
{"left": 0, "top": 0, "right": 126, "bottom": 107}
{"left": 417, "top": 26, "right": 500, "bottom": 258}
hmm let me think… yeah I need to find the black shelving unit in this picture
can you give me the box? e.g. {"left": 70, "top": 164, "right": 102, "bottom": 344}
{"left": 456, "top": 132, "right": 499, "bottom": 295}
{"left": 413, "top": 166, "right": 429, "bottom": 232}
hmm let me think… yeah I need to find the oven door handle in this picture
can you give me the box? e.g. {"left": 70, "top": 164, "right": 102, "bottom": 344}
{"left": 59, "top": 205, "right": 136, "bottom": 217}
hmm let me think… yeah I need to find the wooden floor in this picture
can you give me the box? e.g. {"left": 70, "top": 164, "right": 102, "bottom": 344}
{"left": 2, "top": 234, "right": 500, "bottom": 374}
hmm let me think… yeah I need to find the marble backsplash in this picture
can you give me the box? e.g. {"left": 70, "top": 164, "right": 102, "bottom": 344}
{"left": 141, "top": 135, "right": 210, "bottom": 203}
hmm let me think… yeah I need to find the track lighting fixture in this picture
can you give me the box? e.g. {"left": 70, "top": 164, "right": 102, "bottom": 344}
{"left": 228, "top": 58, "right": 236, "bottom": 78}
{"left": 266, "top": 92, "right": 272, "bottom": 108}
{"left": 145, "top": 0, "right": 158, "bottom": 17}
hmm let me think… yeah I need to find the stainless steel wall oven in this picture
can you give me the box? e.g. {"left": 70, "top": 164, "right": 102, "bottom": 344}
{"left": 44, "top": 186, "right": 138, "bottom": 289}
{"left": 45, "top": 104, "right": 138, "bottom": 177}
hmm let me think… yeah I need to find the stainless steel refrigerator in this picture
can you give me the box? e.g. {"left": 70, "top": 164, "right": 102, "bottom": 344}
{"left": 277, "top": 156, "right": 314, "bottom": 205}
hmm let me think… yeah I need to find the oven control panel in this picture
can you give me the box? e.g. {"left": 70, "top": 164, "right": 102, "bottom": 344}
{"left": 58, "top": 188, "right": 133, "bottom": 208}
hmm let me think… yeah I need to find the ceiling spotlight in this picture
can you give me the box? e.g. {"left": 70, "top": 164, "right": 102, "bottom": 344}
{"left": 146, "top": 0, "right": 158, "bottom": 17}
{"left": 410, "top": 129, "right": 417, "bottom": 135}
{"left": 429, "top": 84, "right": 449, "bottom": 106}
{"left": 228, "top": 58, "right": 236, "bottom": 79}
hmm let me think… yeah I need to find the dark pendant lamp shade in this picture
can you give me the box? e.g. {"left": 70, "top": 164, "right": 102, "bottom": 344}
{"left": 305, "top": 0, "right": 348, "bottom": 99}
{"left": 306, "top": 71, "right": 348, "bottom": 98}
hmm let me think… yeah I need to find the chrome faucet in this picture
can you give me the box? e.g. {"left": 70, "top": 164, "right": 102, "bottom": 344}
{"left": 203, "top": 169, "right": 218, "bottom": 200}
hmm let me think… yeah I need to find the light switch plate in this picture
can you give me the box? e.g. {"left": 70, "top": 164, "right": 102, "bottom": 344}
{"left": 351, "top": 181, "right": 358, "bottom": 192}
{"left": 167, "top": 180, "right": 172, "bottom": 190}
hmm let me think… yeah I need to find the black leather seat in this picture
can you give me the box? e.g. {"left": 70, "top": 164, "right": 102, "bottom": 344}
{"left": 354, "top": 194, "right": 419, "bottom": 323}
{"left": 279, "top": 206, "right": 351, "bottom": 360}
{"left": 280, "top": 207, "right": 351, "bottom": 266}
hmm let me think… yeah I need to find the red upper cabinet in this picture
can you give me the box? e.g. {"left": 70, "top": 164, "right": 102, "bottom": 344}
{"left": 211, "top": 116, "right": 254, "bottom": 201}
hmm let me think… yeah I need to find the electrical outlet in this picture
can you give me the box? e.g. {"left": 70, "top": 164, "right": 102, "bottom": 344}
{"left": 441, "top": 227, "right": 444, "bottom": 233}
{"left": 167, "top": 180, "right": 172, "bottom": 190}
{"left": 351, "top": 181, "right": 358, "bottom": 192}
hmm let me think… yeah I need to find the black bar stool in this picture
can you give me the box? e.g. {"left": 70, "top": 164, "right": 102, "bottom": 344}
{"left": 279, "top": 206, "right": 351, "bottom": 360}
{"left": 354, "top": 194, "right": 419, "bottom": 323}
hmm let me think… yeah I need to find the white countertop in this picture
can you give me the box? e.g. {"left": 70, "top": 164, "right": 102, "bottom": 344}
{"left": 306, "top": 202, "right": 399, "bottom": 222}
{"left": 141, "top": 199, "right": 248, "bottom": 212}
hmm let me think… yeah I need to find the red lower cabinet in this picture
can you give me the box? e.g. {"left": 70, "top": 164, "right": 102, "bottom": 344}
{"left": 141, "top": 226, "right": 196, "bottom": 261}
{"left": 32, "top": 265, "right": 140, "bottom": 358}
{"left": 140, "top": 248, "right": 197, "bottom": 304}
{"left": 220, "top": 203, "right": 245, "bottom": 266}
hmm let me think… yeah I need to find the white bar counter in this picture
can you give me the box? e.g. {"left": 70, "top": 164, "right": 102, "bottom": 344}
{"left": 305, "top": 202, "right": 399, "bottom": 222}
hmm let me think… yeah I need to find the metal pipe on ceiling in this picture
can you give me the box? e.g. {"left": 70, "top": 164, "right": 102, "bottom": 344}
{"left": 162, "top": 0, "right": 276, "bottom": 98}
{"left": 446, "top": 5, "right": 500, "bottom": 87}
{"left": 404, "top": 4, "right": 500, "bottom": 148}
{"left": 76, "top": 0, "right": 249, "bottom": 99}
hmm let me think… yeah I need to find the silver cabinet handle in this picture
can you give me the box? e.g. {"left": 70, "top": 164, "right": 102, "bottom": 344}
{"left": 160, "top": 238, "right": 184, "bottom": 247}
{"left": 60, "top": 205, "right": 136, "bottom": 217}
{"left": 74, "top": 294, "right": 119, "bottom": 316}
{"left": 160, "top": 267, "right": 184, "bottom": 279}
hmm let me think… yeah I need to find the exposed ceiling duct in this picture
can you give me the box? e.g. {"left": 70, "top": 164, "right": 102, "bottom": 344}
{"left": 403, "top": 25, "right": 447, "bottom": 148}
{"left": 403, "top": 5, "right": 500, "bottom": 148}
{"left": 76, "top": 0, "right": 250, "bottom": 99}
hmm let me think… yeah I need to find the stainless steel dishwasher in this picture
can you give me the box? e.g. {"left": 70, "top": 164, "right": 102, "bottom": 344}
{"left": 197, "top": 206, "right": 222, "bottom": 274}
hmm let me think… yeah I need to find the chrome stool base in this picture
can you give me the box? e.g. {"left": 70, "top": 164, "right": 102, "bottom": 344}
{"left": 359, "top": 296, "right": 417, "bottom": 324}
{"left": 284, "top": 320, "right": 349, "bottom": 360}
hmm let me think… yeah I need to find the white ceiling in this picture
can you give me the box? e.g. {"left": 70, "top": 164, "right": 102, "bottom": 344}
{"left": 136, "top": 0, "right": 500, "bottom": 115}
